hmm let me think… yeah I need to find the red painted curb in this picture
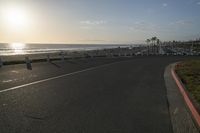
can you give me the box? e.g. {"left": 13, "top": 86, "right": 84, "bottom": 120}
{"left": 171, "top": 67, "right": 200, "bottom": 127}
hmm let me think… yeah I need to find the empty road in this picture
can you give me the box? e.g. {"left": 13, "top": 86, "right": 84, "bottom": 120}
{"left": 0, "top": 56, "right": 199, "bottom": 133}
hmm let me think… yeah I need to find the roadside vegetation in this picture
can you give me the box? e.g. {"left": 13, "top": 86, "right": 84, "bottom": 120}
{"left": 175, "top": 60, "right": 200, "bottom": 105}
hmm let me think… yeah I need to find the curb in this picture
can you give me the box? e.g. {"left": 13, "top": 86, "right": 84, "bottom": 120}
{"left": 164, "top": 64, "right": 199, "bottom": 133}
{"left": 171, "top": 64, "right": 200, "bottom": 128}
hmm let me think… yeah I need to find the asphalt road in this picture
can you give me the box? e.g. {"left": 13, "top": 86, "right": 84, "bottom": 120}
{"left": 0, "top": 56, "right": 199, "bottom": 133}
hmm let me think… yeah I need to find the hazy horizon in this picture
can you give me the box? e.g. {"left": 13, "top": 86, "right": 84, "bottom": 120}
{"left": 0, "top": 0, "right": 200, "bottom": 44}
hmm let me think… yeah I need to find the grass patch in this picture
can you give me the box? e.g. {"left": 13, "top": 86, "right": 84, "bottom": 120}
{"left": 175, "top": 60, "right": 200, "bottom": 105}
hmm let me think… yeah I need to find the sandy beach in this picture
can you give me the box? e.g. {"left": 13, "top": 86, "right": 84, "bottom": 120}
{"left": 0, "top": 46, "right": 143, "bottom": 65}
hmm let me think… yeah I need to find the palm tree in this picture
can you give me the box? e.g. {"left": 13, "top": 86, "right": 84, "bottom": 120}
{"left": 146, "top": 39, "right": 151, "bottom": 45}
{"left": 157, "top": 39, "right": 160, "bottom": 45}
{"left": 146, "top": 39, "right": 151, "bottom": 55}
{"left": 151, "top": 37, "right": 157, "bottom": 54}
{"left": 152, "top": 37, "right": 157, "bottom": 45}
{"left": 157, "top": 39, "right": 160, "bottom": 54}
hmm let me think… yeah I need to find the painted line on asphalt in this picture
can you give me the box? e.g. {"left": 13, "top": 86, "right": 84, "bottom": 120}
{"left": 0, "top": 60, "right": 128, "bottom": 93}
{"left": 171, "top": 68, "right": 200, "bottom": 127}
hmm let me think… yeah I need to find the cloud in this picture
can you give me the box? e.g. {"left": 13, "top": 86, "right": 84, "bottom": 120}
{"left": 162, "top": 3, "right": 168, "bottom": 7}
{"left": 170, "top": 20, "right": 193, "bottom": 26}
{"left": 80, "top": 26, "right": 91, "bottom": 30}
{"left": 197, "top": 1, "right": 200, "bottom": 5}
{"left": 80, "top": 20, "right": 107, "bottom": 30}
{"left": 80, "top": 20, "right": 106, "bottom": 25}
{"left": 79, "top": 39, "right": 108, "bottom": 42}
{"left": 129, "top": 21, "right": 156, "bottom": 32}
{"left": 129, "top": 21, "right": 175, "bottom": 35}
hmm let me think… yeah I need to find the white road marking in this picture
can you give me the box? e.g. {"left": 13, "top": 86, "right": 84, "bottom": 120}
{"left": 0, "top": 61, "right": 127, "bottom": 93}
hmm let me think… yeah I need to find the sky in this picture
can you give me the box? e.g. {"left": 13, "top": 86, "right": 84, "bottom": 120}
{"left": 0, "top": 0, "right": 200, "bottom": 44}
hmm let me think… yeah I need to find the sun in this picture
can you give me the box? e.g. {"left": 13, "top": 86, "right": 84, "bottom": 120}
{"left": 1, "top": 5, "right": 29, "bottom": 30}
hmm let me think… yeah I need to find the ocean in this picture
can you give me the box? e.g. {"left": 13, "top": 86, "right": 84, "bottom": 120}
{"left": 0, "top": 43, "right": 133, "bottom": 56}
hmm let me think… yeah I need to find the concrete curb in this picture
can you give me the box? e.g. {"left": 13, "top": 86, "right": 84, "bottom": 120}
{"left": 164, "top": 64, "right": 199, "bottom": 133}
{"left": 171, "top": 63, "right": 200, "bottom": 128}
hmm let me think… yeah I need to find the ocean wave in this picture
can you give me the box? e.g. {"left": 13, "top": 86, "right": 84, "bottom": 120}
{"left": 0, "top": 44, "right": 133, "bottom": 56}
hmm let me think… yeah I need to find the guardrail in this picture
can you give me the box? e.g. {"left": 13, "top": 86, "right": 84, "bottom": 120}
{"left": 0, "top": 57, "right": 3, "bottom": 67}
{"left": 0, "top": 50, "right": 199, "bottom": 70}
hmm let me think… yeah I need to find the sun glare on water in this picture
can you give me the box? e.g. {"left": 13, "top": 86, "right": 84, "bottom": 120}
{"left": 10, "top": 43, "right": 26, "bottom": 55}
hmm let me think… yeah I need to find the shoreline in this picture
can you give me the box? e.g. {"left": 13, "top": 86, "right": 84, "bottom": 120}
{"left": 0, "top": 47, "right": 139, "bottom": 66}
